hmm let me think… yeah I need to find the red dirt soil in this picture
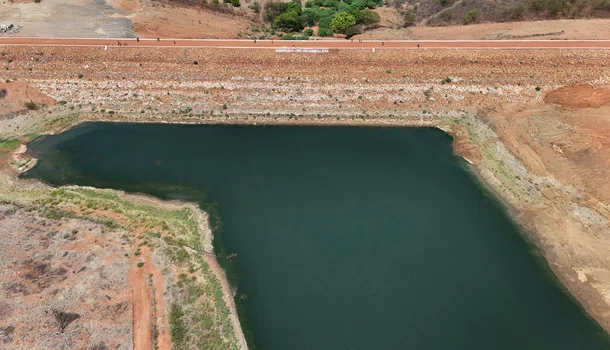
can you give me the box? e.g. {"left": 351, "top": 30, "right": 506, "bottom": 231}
{"left": 545, "top": 84, "right": 610, "bottom": 108}
{"left": 0, "top": 83, "right": 56, "bottom": 117}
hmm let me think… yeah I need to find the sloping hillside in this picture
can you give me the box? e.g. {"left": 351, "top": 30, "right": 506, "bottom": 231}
{"left": 388, "top": 0, "right": 610, "bottom": 27}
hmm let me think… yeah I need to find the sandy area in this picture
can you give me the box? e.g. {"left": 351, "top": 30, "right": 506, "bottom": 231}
{"left": 0, "top": 0, "right": 250, "bottom": 39}
{"left": 0, "top": 0, "right": 137, "bottom": 38}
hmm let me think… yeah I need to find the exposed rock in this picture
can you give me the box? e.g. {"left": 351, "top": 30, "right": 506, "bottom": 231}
{"left": 0, "top": 24, "right": 21, "bottom": 35}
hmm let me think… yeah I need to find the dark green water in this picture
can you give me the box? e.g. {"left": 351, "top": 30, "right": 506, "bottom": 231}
{"left": 25, "top": 123, "right": 610, "bottom": 350}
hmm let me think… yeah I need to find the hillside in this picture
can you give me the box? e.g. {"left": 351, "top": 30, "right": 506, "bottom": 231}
{"left": 388, "top": 0, "right": 610, "bottom": 27}
{"left": 2, "top": 0, "right": 610, "bottom": 39}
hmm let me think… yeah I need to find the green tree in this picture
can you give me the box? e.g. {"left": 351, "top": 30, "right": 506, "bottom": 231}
{"left": 275, "top": 11, "right": 304, "bottom": 32}
{"left": 348, "top": 8, "right": 364, "bottom": 23}
{"left": 318, "top": 27, "right": 334, "bottom": 36}
{"left": 302, "top": 8, "right": 320, "bottom": 26}
{"left": 351, "top": 0, "right": 366, "bottom": 9}
{"left": 264, "top": 0, "right": 289, "bottom": 22}
{"left": 330, "top": 12, "right": 356, "bottom": 33}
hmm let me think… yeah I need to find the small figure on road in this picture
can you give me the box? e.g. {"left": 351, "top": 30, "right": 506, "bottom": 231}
{"left": 157, "top": 38, "right": 160, "bottom": 41}
{"left": 136, "top": 37, "right": 140, "bottom": 42}
{"left": 174, "top": 41, "right": 176, "bottom": 44}
{"left": 254, "top": 39, "right": 257, "bottom": 43}
{"left": 417, "top": 44, "right": 420, "bottom": 48}
{"left": 117, "top": 41, "right": 122, "bottom": 46}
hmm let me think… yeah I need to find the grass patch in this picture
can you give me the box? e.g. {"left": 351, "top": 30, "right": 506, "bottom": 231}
{"left": 170, "top": 304, "right": 187, "bottom": 349}
{"left": 0, "top": 139, "right": 20, "bottom": 156}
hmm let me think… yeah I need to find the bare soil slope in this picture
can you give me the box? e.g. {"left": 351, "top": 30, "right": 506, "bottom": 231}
{"left": 0, "top": 202, "right": 133, "bottom": 349}
{"left": 356, "top": 18, "right": 610, "bottom": 40}
{"left": 0, "top": 82, "right": 55, "bottom": 118}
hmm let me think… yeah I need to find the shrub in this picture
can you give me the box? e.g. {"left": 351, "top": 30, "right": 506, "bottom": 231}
{"left": 302, "top": 8, "right": 320, "bottom": 25}
{"left": 231, "top": 0, "right": 240, "bottom": 6}
{"left": 0, "top": 88, "right": 6, "bottom": 99}
{"left": 77, "top": 73, "right": 84, "bottom": 79}
{"left": 361, "top": 9, "right": 380, "bottom": 26}
{"left": 344, "top": 25, "right": 361, "bottom": 38}
{"left": 464, "top": 9, "right": 482, "bottom": 24}
{"left": 264, "top": 0, "right": 300, "bottom": 22}
{"left": 351, "top": 0, "right": 366, "bottom": 9}
{"left": 24, "top": 101, "right": 38, "bottom": 110}
{"left": 439, "top": 8, "right": 453, "bottom": 21}
{"left": 275, "top": 11, "right": 304, "bottom": 32}
{"left": 304, "top": 28, "right": 315, "bottom": 36}
{"left": 281, "top": 34, "right": 310, "bottom": 40}
{"left": 137, "top": 261, "right": 145, "bottom": 268}
{"left": 305, "top": 0, "right": 324, "bottom": 6}
{"left": 403, "top": 11, "right": 416, "bottom": 27}
{"left": 193, "top": 60, "right": 198, "bottom": 65}
{"left": 535, "top": 86, "right": 541, "bottom": 91}
{"left": 249, "top": 1, "right": 261, "bottom": 13}
{"left": 170, "top": 304, "right": 186, "bottom": 348}
{"left": 318, "top": 27, "right": 334, "bottom": 36}
{"left": 330, "top": 12, "right": 356, "bottom": 33}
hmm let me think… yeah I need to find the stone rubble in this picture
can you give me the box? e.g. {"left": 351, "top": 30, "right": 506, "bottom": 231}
{"left": 0, "top": 24, "right": 21, "bottom": 35}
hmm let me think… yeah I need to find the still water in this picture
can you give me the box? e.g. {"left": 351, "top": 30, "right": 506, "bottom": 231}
{"left": 26, "top": 123, "right": 610, "bottom": 349}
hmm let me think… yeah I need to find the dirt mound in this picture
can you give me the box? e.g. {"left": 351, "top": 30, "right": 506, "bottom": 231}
{"left": 545, "top": 84, "right": 610, "bottom": 108}
{"left": 0, "top": 83, "right": 55, "bottom": 118}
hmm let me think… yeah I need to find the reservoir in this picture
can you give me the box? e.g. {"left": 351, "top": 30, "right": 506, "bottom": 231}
{"left": 25, "top": 123, "right": 610, "bottom": 349}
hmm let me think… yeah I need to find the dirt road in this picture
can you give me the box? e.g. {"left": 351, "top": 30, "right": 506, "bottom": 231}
{"left": 3, "top": 37, "right": 610, "bottom": 49}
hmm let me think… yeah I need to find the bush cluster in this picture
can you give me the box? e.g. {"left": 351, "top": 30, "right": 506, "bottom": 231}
{"left": 264, "top": 0, "right": 381, "bottom": 37}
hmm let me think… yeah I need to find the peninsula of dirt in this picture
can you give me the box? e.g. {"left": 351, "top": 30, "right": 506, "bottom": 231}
{"left": 1, "top": 45, "right": 610, "bottom": 347}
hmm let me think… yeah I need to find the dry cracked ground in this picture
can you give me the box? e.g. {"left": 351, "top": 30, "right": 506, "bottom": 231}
{"left": 1, "top": 46, "right": 610, "bottom": 348}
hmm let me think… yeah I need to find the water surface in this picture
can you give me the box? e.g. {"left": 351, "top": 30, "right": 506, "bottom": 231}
{"left": 26, "top": 123, "right": 610, "bottom": 350}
